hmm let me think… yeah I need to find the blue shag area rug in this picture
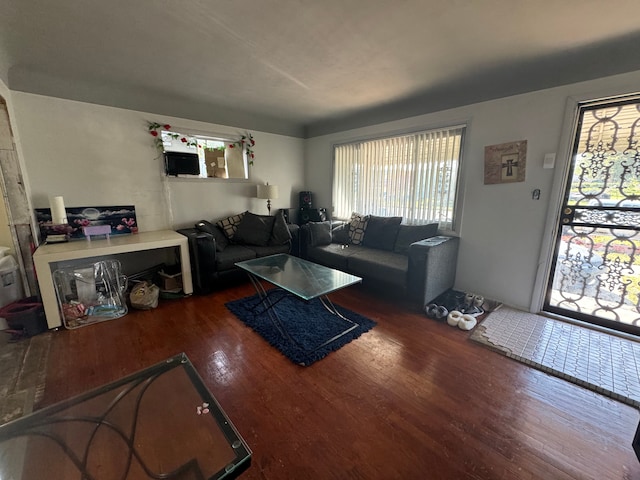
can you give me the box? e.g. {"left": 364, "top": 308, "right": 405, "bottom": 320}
{"left": 225, "top": 293, "right": 377, "bottom": 366}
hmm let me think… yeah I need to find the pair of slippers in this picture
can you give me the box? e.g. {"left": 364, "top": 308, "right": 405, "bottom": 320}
{"left": 424, "top": 303, "right": 478, "bottom": 331}
{"left": 424, "top": 303, "right": 449, "bottom": 319}
{"left": 464, "top": 293, "right": 485, "bottom": 308}
{"left": 458, "top": 293, "right": 485, "bottom": 318}
{"left": 446, "top": 310, "right": 477, "bottom": 331}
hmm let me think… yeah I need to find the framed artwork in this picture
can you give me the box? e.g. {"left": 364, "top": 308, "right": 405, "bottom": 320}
{"left": 484, "top": 140, "right": 527, "bottom": 184}
{"left": 35, "top": 205, "right": 137, "bottom": 241}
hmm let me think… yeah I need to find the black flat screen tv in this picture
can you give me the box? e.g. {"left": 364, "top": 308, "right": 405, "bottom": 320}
{"left": 164, "top": 152, "right": 200, "bottom": 176}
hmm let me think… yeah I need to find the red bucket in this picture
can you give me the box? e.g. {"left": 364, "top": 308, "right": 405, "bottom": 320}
{"left": 0, "top": 296, "right": 46, "bottom": 337}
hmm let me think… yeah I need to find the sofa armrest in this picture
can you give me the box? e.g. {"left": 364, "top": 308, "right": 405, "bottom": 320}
{"left": 287, "top": 223, "right": 300, "bottom": 256}
{"left": 298, "top": 223, "right": 311, "bottom": 258}
{"left": 407, "top": 235, "right": 459, "bottom": 306}
{"left": 176, "top": 228, "right": 218, "bottom": 294}
{"left": 177, "top": 228, "right": 219, "bottom": 263}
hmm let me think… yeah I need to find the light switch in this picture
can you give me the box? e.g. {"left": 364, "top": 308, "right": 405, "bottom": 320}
{"left": 543, "top": 153, "right": 556, "bottom": 169}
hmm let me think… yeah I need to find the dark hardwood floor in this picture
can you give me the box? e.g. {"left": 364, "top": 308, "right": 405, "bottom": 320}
{"left": 41, "top": 283, "right": 640, "bottom": 479}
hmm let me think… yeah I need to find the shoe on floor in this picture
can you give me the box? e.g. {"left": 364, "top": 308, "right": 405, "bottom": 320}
{"left": 458, "top": 314, "right": 477, "bottom": 331}
{"left": 447, "top": 310, "right": 463, "bottom": 327}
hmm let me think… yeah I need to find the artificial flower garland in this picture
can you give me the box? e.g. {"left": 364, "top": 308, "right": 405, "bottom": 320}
{"left": 147, "top": 122, "right": 256, "bottom": 165}
{"left": 227, "top": 133, "right": 256, "bottom": 165}
{"left": 147, "top": 122, "right": 197, "bottom": 150}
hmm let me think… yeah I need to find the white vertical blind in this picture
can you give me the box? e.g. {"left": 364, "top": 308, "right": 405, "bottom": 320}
{"left": 333, "top": 126, "right": 464, "bottom": 229}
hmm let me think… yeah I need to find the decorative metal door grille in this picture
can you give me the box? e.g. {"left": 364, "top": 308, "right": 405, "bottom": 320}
{"left": 545, "top": 98, "right": 640, "bottom": 334}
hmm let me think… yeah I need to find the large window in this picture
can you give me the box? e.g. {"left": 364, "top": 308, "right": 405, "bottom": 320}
{"left": 333, "top": 125, "right": 465, "bottom": 229}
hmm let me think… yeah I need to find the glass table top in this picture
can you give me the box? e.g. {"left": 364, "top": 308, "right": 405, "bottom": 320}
{"left": 0, "top": 353, "right": 251, "bottom": 480}
{"left": 235, "top": 254, "right": 362, "bottom": 300}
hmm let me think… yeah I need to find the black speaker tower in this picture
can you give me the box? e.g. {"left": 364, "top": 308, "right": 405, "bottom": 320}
{"left": 299, "top": 191, "right": 312, "bottom": 209}
{"left": 298, "top": 191, "right": 328, "bottom": 224}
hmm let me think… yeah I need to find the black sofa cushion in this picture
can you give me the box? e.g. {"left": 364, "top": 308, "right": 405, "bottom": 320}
{"left": 307, "top": 243, "right": 361, "bottom": 272}
{"left": 307, "top": 221, "right": 332, "bottom": 247}
{"left": 269, "top": 212, "right": 292, "bottom": 245}
{"left": 331, "top": 223, "right": 350, "bottom": 244}
{"left": 393, "top": 223, "right": 439, "bottom": 254}
{"left": 248, "top": 244, "right": 290, "bottom": 257}
{"left": 347, "top": 249, "right": 408, "bottom": 286}
{"left": 363, "top": 216, "right": 402, "bottom": 251}
{"left": 233, "top": 212, "right": 275, "bottom": 246}
{"left": 215, "top": 245, "right": 258, "bottom": 270}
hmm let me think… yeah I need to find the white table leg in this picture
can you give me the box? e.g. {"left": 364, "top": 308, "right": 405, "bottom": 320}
{"left": 178, "top": 238, "right": 193, "bottom": 295}
{"left": 33, "top": 256, "right": 62, "bottom": 329}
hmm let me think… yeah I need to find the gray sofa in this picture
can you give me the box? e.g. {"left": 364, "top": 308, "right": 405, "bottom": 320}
{"left": 300, "top": 215, "right": 459, "bottom": 307}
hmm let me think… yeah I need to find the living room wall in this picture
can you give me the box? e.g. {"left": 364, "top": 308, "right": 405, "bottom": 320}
{"left": 305, "top": 70, "right": 640, "bottom": 312}
{"left": 6, "top": 70, "right": 640, "bottom": 313}
{"left": 9, "top": 93, "right": 305, "bottom": 234}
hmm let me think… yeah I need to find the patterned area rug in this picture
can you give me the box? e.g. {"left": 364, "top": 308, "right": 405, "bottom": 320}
{"left": 0, "top": 332, "right": 52, "bottom": 423}
{"left": 470, "top": 307, "right": 640, "bottom": 407}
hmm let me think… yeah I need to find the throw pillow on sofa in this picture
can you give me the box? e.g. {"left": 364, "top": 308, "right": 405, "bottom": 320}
{"left": 363, "top": 215, "right": 402, "bottom": 251}
{"left": 233, "top": 211, "right": 275, "bottom": 246}
{"left": 348, "top": 212, "right": 369, "bottom": 245}
{"left": 195, "top": 220, "right": 229, "bottom": 252}
{"left": 332, "top": 223, "right": 350, "bottom": 244}
{"left": 216, "top": 212, "right": 245, "bottom": 240}
{"left": 307, "top": 221, "right": 332, "bottom": 247}
{"left": 269, "top": 211, "right": 292, "bottom": 246}
{"left": 393, "top": 223, "right": 439, "bottom": 254}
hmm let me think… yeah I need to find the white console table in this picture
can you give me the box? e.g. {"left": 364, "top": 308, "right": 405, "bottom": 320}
{"left": 33, "top": 230, "right": 193, "bottom": 329}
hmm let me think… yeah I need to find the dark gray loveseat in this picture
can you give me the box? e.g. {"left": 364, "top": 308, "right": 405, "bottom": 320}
{"left": 300, "top": 215, "right": 459, "bottom": 308}
{"left": 178, "top": 211, "right": 297, "bottom": 293}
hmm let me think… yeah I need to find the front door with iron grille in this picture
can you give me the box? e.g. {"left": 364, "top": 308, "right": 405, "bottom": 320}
{"left": 545, "top": 97, "right": 640, "bottom": 335}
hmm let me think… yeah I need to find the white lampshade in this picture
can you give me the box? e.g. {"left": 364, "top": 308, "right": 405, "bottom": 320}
{"left": 256, "top": 183, "right": 279, "bottom": 200}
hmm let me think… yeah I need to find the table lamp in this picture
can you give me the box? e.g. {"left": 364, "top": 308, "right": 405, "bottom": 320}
{"left": 256, "top": 183, "right": 279, "bottom": 215}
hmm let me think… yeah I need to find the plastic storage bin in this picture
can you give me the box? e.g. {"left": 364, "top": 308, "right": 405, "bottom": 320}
{"left": 53, "top": 260, "right": 128, "bottom": 329}
{"left": 0, "top": 254, "right": 23, "bottom": 309}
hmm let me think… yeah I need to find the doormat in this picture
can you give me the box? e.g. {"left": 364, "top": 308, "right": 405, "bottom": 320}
{"left": 226, "top": 293, "right": 376, "bottom": 366}
{"left": 470, "top": 306, "right": 640, "bottom": 407}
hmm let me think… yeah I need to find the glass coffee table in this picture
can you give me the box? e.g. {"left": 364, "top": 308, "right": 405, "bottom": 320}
{"left": 0, "top": 353, "right": 251, "bottom": 480}
{"left": 235, "top": 254, "right": 362, "bottom": 353}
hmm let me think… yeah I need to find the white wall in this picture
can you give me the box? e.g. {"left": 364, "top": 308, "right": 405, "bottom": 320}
{"left": 305, "top": 70, "right": 640, "bottom": 311}
{"left": 167, "top": 132, "right": 304, "bottom": 227}
{"left": 10, "top": 93, "right": 305, "bottom": 233}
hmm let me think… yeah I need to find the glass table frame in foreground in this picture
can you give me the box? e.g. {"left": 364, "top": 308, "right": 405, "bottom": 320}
{"left": 0, "top": 353, "right": 251, "bottom": 480}
{"left": 235, "top": 254, "right": 363, "bottom": 357}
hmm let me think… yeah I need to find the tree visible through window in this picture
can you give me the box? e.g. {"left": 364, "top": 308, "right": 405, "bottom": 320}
{"left": 333, "top": 125, "right": 465, "bottom": 229}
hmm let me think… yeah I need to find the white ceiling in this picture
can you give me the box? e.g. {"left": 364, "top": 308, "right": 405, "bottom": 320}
{"left": 2, "top": 0, "right": 640, "bottom": 137}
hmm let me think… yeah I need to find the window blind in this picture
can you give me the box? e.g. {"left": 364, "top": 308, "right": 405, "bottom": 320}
{"left": 333, "top": 126, "right": 464, "bottom": 229}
